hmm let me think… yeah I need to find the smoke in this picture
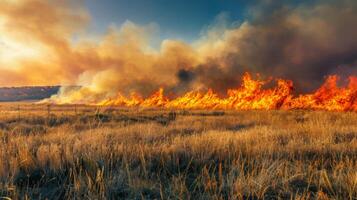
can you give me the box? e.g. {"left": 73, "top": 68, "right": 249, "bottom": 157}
{"left": 190, "top": 0, "right": 357, "bottom": 93}
{"left": 0, "top": 0, "right": 89, "bottom": 86}
{"left": 0, "top": 0, "right": 357, "bottom": 103}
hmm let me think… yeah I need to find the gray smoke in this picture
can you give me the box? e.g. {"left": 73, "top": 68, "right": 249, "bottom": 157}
{"left": 180, "top": 0, "right": 357, "bottom": 93}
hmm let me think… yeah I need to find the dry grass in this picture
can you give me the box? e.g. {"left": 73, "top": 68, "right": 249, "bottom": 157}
{"left": 0, "top": 103, "right": 356, "bottom": 199}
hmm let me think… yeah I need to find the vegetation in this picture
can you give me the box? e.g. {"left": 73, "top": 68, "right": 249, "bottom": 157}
{"left": 0, "top": 103, "right": 356, "bottom": 199}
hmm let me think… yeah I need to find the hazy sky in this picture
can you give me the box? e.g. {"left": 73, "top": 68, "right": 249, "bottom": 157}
{"left": 85, "top": 0, "right": 250, "bottom": 41}
{"left": 1, "top": 0, "right": 356, "bottom": 89}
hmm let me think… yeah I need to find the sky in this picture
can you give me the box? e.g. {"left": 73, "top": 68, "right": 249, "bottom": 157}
{"left": 85, "top": 0, "right": 249, "bottom": 42}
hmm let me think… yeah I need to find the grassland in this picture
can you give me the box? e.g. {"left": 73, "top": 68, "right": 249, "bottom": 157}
{"left": 0, "top": 103, "right": 356, "bottom": 199}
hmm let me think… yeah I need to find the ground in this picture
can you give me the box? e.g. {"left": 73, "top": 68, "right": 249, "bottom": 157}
{"left": 0, "top": 103, "right": 356, "bottom": 199}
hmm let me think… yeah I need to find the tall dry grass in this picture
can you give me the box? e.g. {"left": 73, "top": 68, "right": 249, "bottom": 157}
{"left": 0, "top": 105, "right": 356, "bottom": 199}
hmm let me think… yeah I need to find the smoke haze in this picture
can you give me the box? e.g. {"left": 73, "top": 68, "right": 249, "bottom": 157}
{"left": 0, "top": 0, "right": 356, "bottom": 103}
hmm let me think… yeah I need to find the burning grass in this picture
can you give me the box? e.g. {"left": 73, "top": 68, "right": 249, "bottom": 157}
{"left": 61, "top": 73, "right": 357, "bottom": 112}
{"left": 0, "top": 105, "right": 356, "bottom": 199}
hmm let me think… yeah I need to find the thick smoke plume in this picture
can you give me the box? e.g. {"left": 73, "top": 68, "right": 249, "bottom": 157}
{"left": 192, "top": 0, "right": 357, "bottom": 93}
{"left": 0, "top": 0, "right": 356, "bottom": 104}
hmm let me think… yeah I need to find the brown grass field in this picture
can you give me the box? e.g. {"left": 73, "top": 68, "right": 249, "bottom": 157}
{"left": 0, "top": 103, "right": 356, "bottom": 200}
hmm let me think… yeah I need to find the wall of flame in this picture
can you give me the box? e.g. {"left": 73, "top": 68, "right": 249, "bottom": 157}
{"left": 94, "top": 73, "right": 357, "bottom": 111}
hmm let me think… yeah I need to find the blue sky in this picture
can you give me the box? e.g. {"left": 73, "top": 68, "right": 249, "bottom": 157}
{"left": 85, "top": 0, "right": 251, "bottom": 42}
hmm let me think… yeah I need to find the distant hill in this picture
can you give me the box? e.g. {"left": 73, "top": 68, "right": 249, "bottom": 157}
{"left": 0, "top": 86, "right": 60, "bottom": 102}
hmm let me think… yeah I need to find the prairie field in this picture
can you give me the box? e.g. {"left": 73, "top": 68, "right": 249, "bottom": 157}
{"left": 0, "top": 103, "right": 356, "bottom": 200}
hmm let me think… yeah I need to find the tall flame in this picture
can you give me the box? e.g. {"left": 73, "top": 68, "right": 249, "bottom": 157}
{"left": 97, "top": 73, "right": 357, "bottom": 111}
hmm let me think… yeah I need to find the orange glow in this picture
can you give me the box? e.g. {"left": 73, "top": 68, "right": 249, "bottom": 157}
{"left": 98, "top": 72, "right": 357, "bottom": 111}
{"left": 283, "top": 76, "right": 357, "bottom": 111}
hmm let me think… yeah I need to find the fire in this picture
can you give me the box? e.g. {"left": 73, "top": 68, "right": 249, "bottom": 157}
{"left": 98, "top": 73, "right": 357, "bottom": 111}
{"left": 283, "top": 76, "right": 357, "bottom": 111}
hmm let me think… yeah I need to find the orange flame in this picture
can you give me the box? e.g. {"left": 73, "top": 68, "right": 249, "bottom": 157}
{"left": 98, "top": 73, "right": 357, "bottom": 111}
